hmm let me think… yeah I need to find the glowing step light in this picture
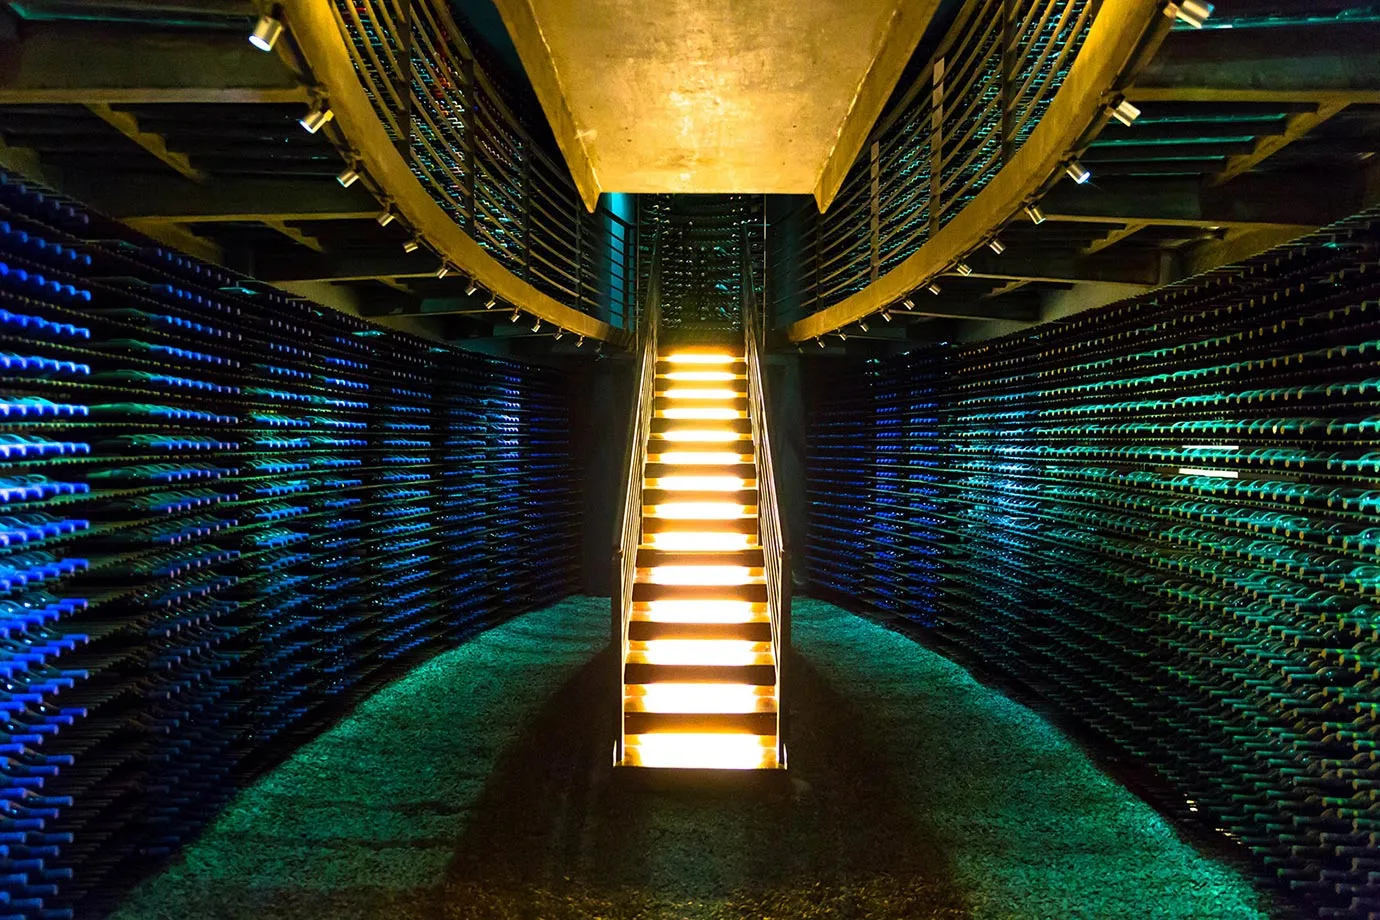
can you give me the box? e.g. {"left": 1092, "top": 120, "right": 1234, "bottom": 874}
{"left": 645, "top": 565, "right": 755, "bottom": 586}
{"left": 634, "top": 639, "right": 766, "bottom": 666}
{"left": 630, "top": 683, "right": 773, "bottom": 714}
{"left": 649, "top": 502, "right": 751, "bottom": 519}
{"left": 646, "top": 531, "right": 755, "bottom": 552}
{"left": 661, "top": 408, "right": 742, "bottom": 421}
{"left": 661, "top": 388, "right": 740, "bottom": 401}
{"left": 641, "top": 599, "right": 762, "bottom": 623}
{"left": 663, "top": 353, "right": 737, "bottom": 365}
{"left": 658, "top": 429, "right": 745, "bottom": 442}
{"left": 656, "top": 451, "right": 748, "bottom": 465}
{"left": 662, "top": 371, "right": 739, "bottom": 382}
{"left": 627, "top": 733, "right": 776, "bottom": 770}
{"left": 652, "top": 476, "right": 746, "bottom": 492}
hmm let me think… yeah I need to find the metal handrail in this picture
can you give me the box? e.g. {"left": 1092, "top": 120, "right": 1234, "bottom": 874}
{"left": 277, "top": 0, "right": 637, "bottom": 344}
{"left": 611, "top": 237, "right": 661, "bottom": 763}
{"left": 774, "top": 0, "right": 1166, "bottom": 338}
{"left": 742, "top": 229, "right": 790, "bottom": 764}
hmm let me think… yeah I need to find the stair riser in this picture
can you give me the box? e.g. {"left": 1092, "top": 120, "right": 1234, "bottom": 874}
{"left": 624, "top": 662, "right": 777, "bottom": 685}
{"left": 628, "top": 620, "right": 772, "bottom": 642}
{"left": 624, "top": 712, "right": 776, "bottom": 735}
{"left": 632, "top": 582, "right": 768, "bottom": 603}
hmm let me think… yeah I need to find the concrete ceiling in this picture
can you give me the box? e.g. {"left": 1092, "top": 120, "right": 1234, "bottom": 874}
{"left": 491, "top": 0, "right": 939, "bottom": 211}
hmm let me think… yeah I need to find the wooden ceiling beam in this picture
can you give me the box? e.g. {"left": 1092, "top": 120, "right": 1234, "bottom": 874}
{"left": 0, "top": 21, "right": 307, "bottom": 104}
{"left": 1209, "top": 101, "right": 1350, "bottom": 186}
{"left": 83, "top": 103, "right": 206, "bottom": 182}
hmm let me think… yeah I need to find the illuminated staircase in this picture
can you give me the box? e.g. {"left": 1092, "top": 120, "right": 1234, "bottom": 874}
{"left": 617, "top": 347, "right": 784, "bottom": 771}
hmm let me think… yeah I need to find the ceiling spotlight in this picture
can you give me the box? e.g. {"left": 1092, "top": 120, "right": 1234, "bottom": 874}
{"left": 249, "top": 15, "right": 284, "bottom": 52}
{"left": 1110, "top": 97, "right": 1142, "bottom": 127}
{"left": 336, "top": 165, "right": 360, "bottom": 188}
{"left": 881, "top": 310, "right": 892, "bottom": 322}
{"left": 485, "top": 294, "right": 497, "bottom": 309}
{"left": 988, "top": 238, "right": 1006, "bottom": 255}
{"left": 465, "top": 280, "right": 478, "bottom": 296}
{"left": 816, "top": 338, "right": 825, "bottom": 348}
{"left": 299, "top": 104, "right": 334, "bottom": 134}
{"left": 510, "top": 309, "right": 521, "bottom": 323}
{"left": 554, "top": 329, "right": 565, "bottom": 340}
{"left": 927, "top": 283, "right": 942, "bottom": 296}
{"left": 1065, "top": 160, "right": 1092, "bottom": 185}
{"left": 1165, "top": 0, "right": 1212, "bottom": 27}
{"left": 1024, "top": 202, "right": 1047, "bottom": 225}
{"left": 576, "top": 336, "right": 586, "bottom": 348}
{"left": 376, "top": 209, "right": 395, "bottom": 227}
{"left": 836, "top": 331, "right": 847, "bottom": 341}
{"left": 403, "top": 238, "right": 421, "bottom": 254}
{"left": 858, "top": 320, "right": 869, "bottom": 333}
{"left": 955, "top": 263, "right": 974, "bottom": 276}
{"left": 531, "top": 318, "right": 542, "bottom": 332}
{"left": 436, "top": 263, "right": 451, "bottom": 278}
{"left": 902, "top": 298, "right": 916, "bottom": 310}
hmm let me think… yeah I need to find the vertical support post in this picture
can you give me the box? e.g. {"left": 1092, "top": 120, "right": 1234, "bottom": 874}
{"left": 461, "top": 56, "right": 477, "bottom": 229}
{"left": 929, "top": 57, "right": 945, "bottom": 235}
{"left": 611, "top": 550, "right": 623, "bottom": 762}
{"left": 868, "top": 140, "right": 881, "bottom": 285}
{"left": 779, "top": 547, "right": 792, "bottom": 762}
{"left": 1000, "top": 0, "right": 1017, "bottom": 163}
{"left": 398, "top": 0, "right": 414, "bottom": 157}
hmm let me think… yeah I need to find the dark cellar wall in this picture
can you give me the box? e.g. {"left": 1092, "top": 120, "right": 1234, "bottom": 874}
{"left": 804, "top": 208, "right": 1380, "bottom": 919}
{"left": 570, "top": 357, "right": 634, "bottom": 596}
{"left": 0, "top": 169, "right": 582, "bottom": 915}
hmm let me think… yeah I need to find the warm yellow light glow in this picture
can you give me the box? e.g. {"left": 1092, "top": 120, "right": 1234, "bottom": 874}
{"left": 656, "top": 451, "right": 745, "bottom": 465}
{"left": 662, "top": 388, "right": 739, "bottom": 400}
{"left": 628, "top": 733, "right": 773, "bottom": 769}
{"left": 664, "top": 353, "right": 735, "bottom": 365}
{"left": 639, "top": 639, "right": 761, "bottom": 665}
{"left": 643, "top": 599, "right": 759, "bottom": 623}
{"left": 632, "top": 683, "right": 769, "bottom": 713}
{"left": 647, "top": 565, "right": 752, "bottom": 586}
{"left": 660, "top": 429, "right": 741, "bottom": 442}
{"left": 663, "top": 407, "right": 741, "bottom": 420}
{"left": 663, "top": 371, "right": 737, "bottom": 382}
{"left": 647, "top": 531, "right": 753, "bottom": 552}
{"left": 654, "top": 476, "right": 745, "bottom": 492}
{"left": 651, "top": 502, "right": 749, "bottom": 519}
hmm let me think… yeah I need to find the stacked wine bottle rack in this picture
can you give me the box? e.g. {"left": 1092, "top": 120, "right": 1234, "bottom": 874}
{"left": 807, "top": 211, "right": 1380, "bottom": 919}
{"left": 0, "top": 168, "right": 579, "bottom": 918}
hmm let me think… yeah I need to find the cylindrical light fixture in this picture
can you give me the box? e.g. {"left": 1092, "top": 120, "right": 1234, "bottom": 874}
{"left": 336, "top": 165, "right": 360, "bottom": 188}
{"left": 402, "top": 238, "right": 421, "bottom": 254}
{"left": 858, "top": 320, "right": 869, "bottom": 333}
{"left": 927, "top": 283, "right": 942, "bottom": 296}
{"left": 531, "top": 318, "right": 542, "bottom": 332}
{"left": 249, "top": 16, "right": 284, "bottom": 52}
{"left": 1065, "top": 160, "right": 1092, "bottom": 185}
{"left": 902, "top": 298, "right": 916, "bottom": 310}
{"left": 510, "top": 309, "right": 521, "bottom": 322}
{"left": 1110, "top": 98, "right": 1142, "bottom": 127}
{"left": 1024, "top": 202, "right": 1047, "bottom": 225}
{"left": 881, "top": 310, "right": 892, "bottom": 322}
{"left": 300, "top": 105, "right": 334, "bottom": 134}
{"left": 1165, "top": 0, "right": 1212, "bottom": 27}
{"left": 955, "top": 262, "right": 974, "bottom": 276}
{"left": 436, "top": 263, "right": 451, "bottom": 278}
{"left": 376, "top": 209, "right": 395, "bottom": 227}
{"left": 465, "top": 280, "right": 478, "bottom": 296}
{"left": 577, "top": 336, "right": 586, "bottom": 348}
{"left": 485, "top": 294, "right": 497, "bottom": 309}
{"left": 989, "top": 238, "right": 1006, "bottom": 255}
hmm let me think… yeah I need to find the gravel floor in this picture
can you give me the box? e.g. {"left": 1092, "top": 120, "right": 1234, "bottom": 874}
{"left": 109, "top": 595, "right": 1268, "bottom": 920}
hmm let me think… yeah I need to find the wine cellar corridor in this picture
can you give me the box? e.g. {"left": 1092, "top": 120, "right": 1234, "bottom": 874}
{"left": 2, "top": 0, "right": 1380, "bottom": 917}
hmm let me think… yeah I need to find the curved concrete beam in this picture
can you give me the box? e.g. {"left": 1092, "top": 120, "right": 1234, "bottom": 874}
{"left": 277, "top": 0, "right": 629, "bottom": 347}
{"left": 786, "top": 0, "right": 1168, "bottom": 343}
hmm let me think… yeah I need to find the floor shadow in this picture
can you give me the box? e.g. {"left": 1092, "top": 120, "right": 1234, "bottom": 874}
{"left": 443, "top": 647, "right": 966, "bottom": 918}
